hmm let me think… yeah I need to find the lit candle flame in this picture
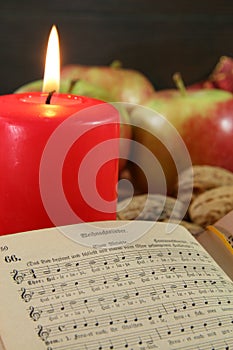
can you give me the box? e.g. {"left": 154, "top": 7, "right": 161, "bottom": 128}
{"left": 42, "top": 25, "right": 60, "bottom": 93}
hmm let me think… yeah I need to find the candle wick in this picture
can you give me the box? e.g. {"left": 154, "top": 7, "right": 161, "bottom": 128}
{"left": 45, "top": 90, "right": 56, "bottom": 104}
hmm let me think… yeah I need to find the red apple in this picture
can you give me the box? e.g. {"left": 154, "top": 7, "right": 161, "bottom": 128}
{"left": 129, "top": 86, "right": 233, "bottom": 194}
{"left": 181, "top": 99, "right": 233, "bottom": 171}
{"left": 146, "top": 87, "right": 233, "bottom": 168}
{"left": 61, "top": 63, "right": 155, "bottom": 104}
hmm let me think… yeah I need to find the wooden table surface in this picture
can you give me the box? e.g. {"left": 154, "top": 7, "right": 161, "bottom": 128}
{"left": 0, "top": 0, "right": 233, "bottom": 95}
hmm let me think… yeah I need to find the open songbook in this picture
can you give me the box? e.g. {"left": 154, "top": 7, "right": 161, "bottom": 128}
{"left": 0, "top": 220, "right": 233, "bottom": 350}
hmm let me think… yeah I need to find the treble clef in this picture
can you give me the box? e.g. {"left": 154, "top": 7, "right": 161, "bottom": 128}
{"left": 29, "top": 306, "right": 42, "bottom": 321}
{"left": 21, "top": 288, "right": 34, "bottom": 302}
{"left": 12, "top": 269, "right": 25, "bottom": 284}
{"left": 37, "top": 325, "right": 51, "bottom": 341}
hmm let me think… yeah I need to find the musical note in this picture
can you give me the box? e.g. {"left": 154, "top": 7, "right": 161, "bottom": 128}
{"left": 113, "top": 255, "right": 120, "bottom": 263}
{"left": 65, "top": 262, "right": 72, "bottom": 269}
{"left": 60, "top": 302, "right": 65, "bottom": 311}
{"left": 83, "top": 317, "right": 88, "bottom": 327}
{"left": 12, "top": 269, "right": 25, "bottom": 284}
{"left": 123, "top": 291, "right": 130, "bottom": 300}
{"left": 160, "top": 265, "right": 167, "bottom": 273}
{"left": 43, "top": 266, "right": 51, "bottom": 275}
{"left": 146, "top": 335, "right": 154, "bottom": 345}
{"left": 103, "top": 257, "right": 108, "bottom": 266}
{"left": 89, "top": 259, "right": 96, "bottom": 266}
{"left": 136, "top": 253, "right": 143, "bottom": 261}
{"left": 58, "top": 324, "right": 66, "bottom": 332}
{"left": 89, "top": 279, "right": 95, "bottom": 284}
{"left": 38, "top": 286, "right": 46, "bottom": 295}
{"left": 150, "top": 286, "right": 158, "bottom": 297}
{"left": 170, "top": 284, "right": 177, "bottom": 290}
{"left": 147, "top": 251, "right": 152, "bottom": 258}
{"left": 113, "top": 273, "right": 120, "bottom": 281}
{"left": 182, "top": 301, "right": 187, "bottom": 310}
{"left": 21, "top": 288, "right": 33, "bottom": 302}
{"left": 95, "top": 317, "right": 99, "bottom": 327}
{"left": 98, "top": 297, "right": 105, "bottom": 303}
{"left": 37, "top": 325, "right": 51, "bottom": 341}
{"left": 30, "top": 269, "right": 37, "bottom": 279}
{"left": 98, "top": 296, "right": 109, "bottom": 311}
{"left": 139, "top": 270, "right": 146, "bottom": 277}
{"left": 108, "top": 339, "right": 114, "bottom": 349}
{"left": 74, "top": 281, "right": 79, "bottom": 288}
{"left": 138, "top": 336, "right": 143, "bottom": 346}
{"left": 60, "top": 282, "right": 67, "bottom": 290}
{"left": 70, "top": 300, "right": 77, "bottom": 309}
{"left": 166, "top": 325, "right": 171, "bottom": 336}
{"left": 29, "top": 306, "right": 42, "bottom": 321}
{"left": 47, "top": 304, "right": 54, "bottom": 314}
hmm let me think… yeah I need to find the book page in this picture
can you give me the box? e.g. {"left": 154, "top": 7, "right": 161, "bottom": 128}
{"left": 0, "top": 221, "right": 232, "bottom": 350}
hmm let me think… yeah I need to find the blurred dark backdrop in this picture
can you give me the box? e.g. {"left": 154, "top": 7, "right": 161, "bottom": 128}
{"left": 0, "top": 0, "right": 233, "bottom": 94}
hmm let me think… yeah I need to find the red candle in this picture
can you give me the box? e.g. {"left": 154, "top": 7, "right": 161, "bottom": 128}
{"left": 0, "top": 27, "right": 119, "bottom": 235}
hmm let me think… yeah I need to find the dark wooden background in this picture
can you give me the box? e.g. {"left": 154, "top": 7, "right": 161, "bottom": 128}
{"left": 1, "top": 0, "right": 233, "bottom": 95}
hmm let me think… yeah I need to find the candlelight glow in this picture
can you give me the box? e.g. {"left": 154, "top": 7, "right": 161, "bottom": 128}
{"left": 42, "top": 25, "right": 60, "bottom": 93}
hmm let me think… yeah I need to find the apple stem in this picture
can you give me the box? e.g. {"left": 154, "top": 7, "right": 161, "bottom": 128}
{"left": 68, "top": 79, "right": 80, "bottom": 93}
{"left": 173, "top": 72, "right": 187, "bottom": 97}
{"left": 110, "top": 60, "right": 122, "bottom": 69}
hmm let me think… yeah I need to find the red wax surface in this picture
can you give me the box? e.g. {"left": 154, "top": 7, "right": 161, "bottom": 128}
{"left": 0, "top": 93, "right": 119, "bottom": 235}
